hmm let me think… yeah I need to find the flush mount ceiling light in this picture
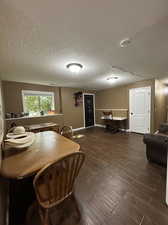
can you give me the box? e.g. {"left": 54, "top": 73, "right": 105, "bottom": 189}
{"left": 120, "top": 38, "right": 131, "bottom": 47}
{"left": 48, "top": 83, "right": 57, "bottom": 86}
{"left": 107, "top": 76, "right": 119, "bottom": 81}
{"left": 66, "top": 63, "right": 83, "bottom": 73}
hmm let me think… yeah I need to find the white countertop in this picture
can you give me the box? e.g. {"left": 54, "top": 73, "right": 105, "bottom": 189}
{"left": 5, "top": 114, "right": 64, "bottom": 121}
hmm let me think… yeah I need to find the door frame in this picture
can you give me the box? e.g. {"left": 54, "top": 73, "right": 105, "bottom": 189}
{"left": 129, "top": 86, "right": 151, "bottom": 133}
{"left": 83, "top": 93, "right": 96, "bottom": 128}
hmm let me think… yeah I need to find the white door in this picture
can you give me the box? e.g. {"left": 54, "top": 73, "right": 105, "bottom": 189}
{"left": 129, "top": 87, "right": 151, "bottom": 134}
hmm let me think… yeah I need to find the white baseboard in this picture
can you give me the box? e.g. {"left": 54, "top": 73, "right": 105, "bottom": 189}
{"left": 73, "top": 125, "right": 104, "bottom": 131}
{"left": 85, "top": 125, "right": 95, "bottom": 129}
{"left": 73, "top": 127, "right": 85, "bottom": 132}
{"left": 73, "top": 125, "right": 130, "bottom": 132}
{"left": 95, "top": 124, "right": 106, "bottom": 128}
{"left": 95, "top": 124, "right": 130, "bottom": 132}
{"left": 73, "top": 125, "right": 97, "bottom": 132}
{"left": 120, "top": 128, "right": 130, "bottom": 132}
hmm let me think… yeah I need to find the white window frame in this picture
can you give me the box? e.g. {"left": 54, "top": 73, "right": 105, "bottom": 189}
{"left": 22, "top": 90, "right": 55, "bottom": 113}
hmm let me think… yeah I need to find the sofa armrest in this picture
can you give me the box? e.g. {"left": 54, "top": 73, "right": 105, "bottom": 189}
{"left": 159, "top": 123, "right": 168, "bottom": 133}
{"left": 143, "top": 133, "right": 168, "bottom": 166}
{"left": 143, "top": 133, "right": 168, "bottom": 147}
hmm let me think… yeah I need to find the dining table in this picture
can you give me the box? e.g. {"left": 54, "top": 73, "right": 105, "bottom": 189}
{"left": 1, "top": 131, "right": 80, "bottom": 225}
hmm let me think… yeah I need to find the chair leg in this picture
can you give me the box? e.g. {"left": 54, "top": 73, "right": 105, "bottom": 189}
{"left": 38, "top": 206, "right": 50, "bottom": 225}
{"left": 26, "top": 202, "right": 38, "bottom": 225}
{"left": 44, "top": 209, "right": 50, "bottom": 225}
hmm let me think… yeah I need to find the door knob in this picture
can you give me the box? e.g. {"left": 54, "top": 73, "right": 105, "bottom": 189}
{"left": 131, "top": 112, "right": 133, "bottom": 115}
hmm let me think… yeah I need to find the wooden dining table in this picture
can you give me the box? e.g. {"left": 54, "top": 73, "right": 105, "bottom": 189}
{"left": 0, "top": 131, "right": 80, "bottom": 225}
{"left": 1, "top": 131, "right": 80, "bottom": 179}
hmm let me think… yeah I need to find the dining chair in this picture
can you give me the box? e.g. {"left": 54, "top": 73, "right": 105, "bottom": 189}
{"left": 33, "top": 152, "right": 85, "bottom": 225}
{"left": 60, "top": 126, "right": 73, "bottom": 139}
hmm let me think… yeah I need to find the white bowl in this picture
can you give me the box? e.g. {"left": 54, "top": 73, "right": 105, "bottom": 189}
{"left": 13, "top": 126, "right": 26, "bottom": 135}
{"left": 5, "top": 132, "right": 35, "bottom": 149}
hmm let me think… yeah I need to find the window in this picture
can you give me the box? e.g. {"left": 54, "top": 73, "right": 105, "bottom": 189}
{"left": 22, "top": 90, "right": 55, "bottom": 116}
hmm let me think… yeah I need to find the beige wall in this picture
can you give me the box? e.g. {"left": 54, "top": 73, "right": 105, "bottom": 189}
{"left": 2, "top": 81, "right": 61, "bottom": 114}
{"left": 61, "top": 88, "right": 84, "bottom": 129}
{"left": 61, "top": 88, "right": 96, "bottom": 129}
{"left": 2, "top": 81, "right": 95, "bottom": 130}
{"left": 2, "top": 81, "right": 64, "bottom": 130}
{"left": 0, "top": 81, "right": 7, "bottom": 225}
{"left": 0, "top": 81, "right": 4, "bottom": 156}
{"left": 154, "top": 80, "right": 167, "bottom": 130}
{"left": 0, "top": 80, "right": 4, "bottom": 167}
{"left": 4, "top": 79, "right": 167, "bottom": 132}
{"left": 95, "top": 79, "right": 155, "bottom": 132}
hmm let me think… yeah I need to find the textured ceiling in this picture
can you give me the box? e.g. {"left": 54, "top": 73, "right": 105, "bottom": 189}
{"left": 0, "top": 0, "right": 168, "bottom": 90}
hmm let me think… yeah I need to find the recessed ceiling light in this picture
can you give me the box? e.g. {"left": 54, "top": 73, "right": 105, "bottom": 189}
{"left": 66, "top": 63, "right": 83, "bottom": 73}
{"left": 120, "top": 38, "right": 131, "bottom": 47}
{"left": 107, "top": 76, "right": 119, "bottom": 81}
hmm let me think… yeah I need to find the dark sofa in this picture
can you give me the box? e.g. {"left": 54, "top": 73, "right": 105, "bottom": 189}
{"left": 143, "top": 123, "right": 168, "bottom": 167}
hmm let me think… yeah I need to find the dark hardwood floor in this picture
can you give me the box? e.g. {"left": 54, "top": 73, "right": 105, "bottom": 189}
{"left": 29, "top": 127, "right": 168, "bottom": 225}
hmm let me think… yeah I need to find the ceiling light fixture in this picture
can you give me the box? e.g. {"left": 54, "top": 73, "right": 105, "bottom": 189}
{"left": 107, "top": 76, "right": 119, "bottom": 81}
{"left": 66, "top": 63, "right": 83, "bottom": 73}
{"left": 120, "top": 38, "right": 131, "bottom": 47}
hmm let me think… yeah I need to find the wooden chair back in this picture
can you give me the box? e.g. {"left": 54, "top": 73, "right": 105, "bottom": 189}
{"left": 60, "top": 126, "right": 73, "bottom": 139}
{"left": 33, "top": 152, "right": 85, "bottom": 209}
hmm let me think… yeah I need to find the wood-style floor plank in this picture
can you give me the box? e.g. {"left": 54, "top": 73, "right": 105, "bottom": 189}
{"left": 28, "top": 127, "right": 168, "bottom": 225}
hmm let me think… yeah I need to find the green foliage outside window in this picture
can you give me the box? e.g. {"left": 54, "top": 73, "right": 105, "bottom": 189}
{"left": 24, "top": 95, "right": 54, "bottom": 115}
